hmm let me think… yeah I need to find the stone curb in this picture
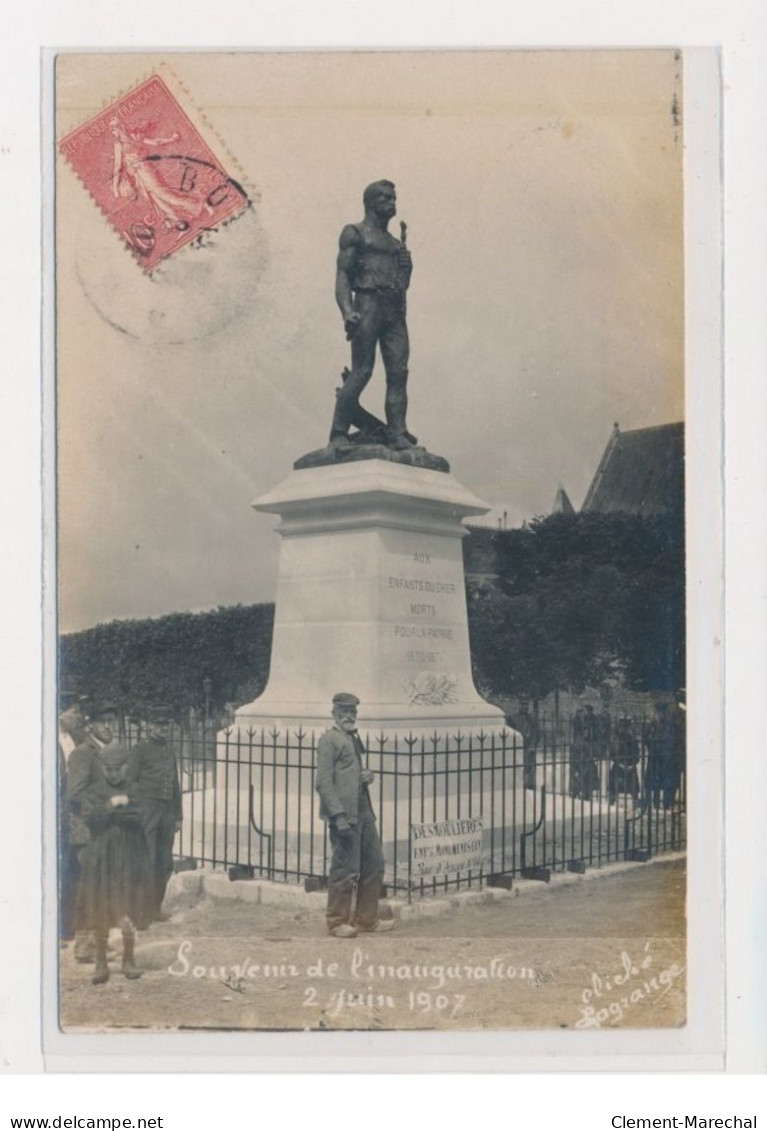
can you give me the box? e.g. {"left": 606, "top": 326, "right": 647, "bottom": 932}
{"left": 170, "top": 851, "right": 685, "bottom": 922}
{"left": 163, "top": 868, "right": 205, "bottom": 912}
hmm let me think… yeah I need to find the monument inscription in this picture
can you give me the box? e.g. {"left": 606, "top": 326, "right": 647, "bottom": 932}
{"left": 380, "top": 544, "right": 467, "bottom": 698}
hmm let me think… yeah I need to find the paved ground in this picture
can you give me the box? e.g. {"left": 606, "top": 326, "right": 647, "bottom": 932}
{"left": 60, "top": 858, "right": 685, "bottom": 1033}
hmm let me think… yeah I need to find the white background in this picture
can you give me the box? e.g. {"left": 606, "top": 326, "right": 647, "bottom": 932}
{"left": 1, "top": 0, "right": 765, "bottom": 1116}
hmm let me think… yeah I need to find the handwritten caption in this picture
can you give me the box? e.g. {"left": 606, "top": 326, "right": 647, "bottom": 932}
{"left": 169, "top": 941, "right": 553, "bottom": 1018}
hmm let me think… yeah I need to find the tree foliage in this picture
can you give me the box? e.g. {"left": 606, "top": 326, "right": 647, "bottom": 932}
{"left": 465, "top": 512, "right": 685, "bottom": 701}
{"left": 60, "top": 603, "right": 274, "bottom": 716}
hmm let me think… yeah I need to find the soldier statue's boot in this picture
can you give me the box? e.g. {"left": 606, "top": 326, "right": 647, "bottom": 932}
{"left": 386, "top": 397, "right": 417, "bottom": 450}
{"left": 329, "top": 429, "right": 353, "bottom": 451}
{"left": 388, "top": 431, "right": 416, "bottom": 451}
{"left": 91, "top": 935, "right": 109, "bottom": 986}
{"left": 121, "top": 931, "right": 143, "bottom": 980}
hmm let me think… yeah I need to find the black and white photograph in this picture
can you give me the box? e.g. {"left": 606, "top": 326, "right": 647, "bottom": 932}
{"left": 52, "top": 48, "right": 695, "bottom": 1041}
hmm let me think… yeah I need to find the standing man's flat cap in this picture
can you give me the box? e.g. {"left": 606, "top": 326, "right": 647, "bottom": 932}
{"left": 332, "top": 692, "right": 360, "bottom": 707}
{"left": 147, "top": 704, "right": 174, "bottom": 722}
{"left": 90, "top": 702, "right": 118, "bottom": 719}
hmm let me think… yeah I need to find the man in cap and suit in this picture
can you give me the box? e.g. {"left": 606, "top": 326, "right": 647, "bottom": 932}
{"left": 67, "top": 701, "right": 121, "bottom": 960}
{"left": 127, "top": 705, "right": 182, "bottom": 922}
{"left": 58, "top": 691, "right": 88, "bottom": 943}
{"left": 315, "top": 692, "right": 394, "bottom": 938}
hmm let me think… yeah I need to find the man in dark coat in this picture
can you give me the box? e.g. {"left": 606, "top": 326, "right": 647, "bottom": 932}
{"left": 608, "top": 716, "right": 640, "bottom": 803}
{"left": 506, "top": 700, "right": 541, "bottom": 791}
{"left": 315, "top": 692, "right": 393, "bottom": 939}
{"left": 58, "top": 691, "right": 88, "bottom": 943}
{"left": 643, "top": 701, "right": 682, "bottom": 810}
{"left": 127, "top": 705, "right": 182, "bottom": 921}
{"left": 570, "top": 705, "right": 600, "bottom": 800}
{"left": 67, "top": 702, "right": 121, "bottom": 960}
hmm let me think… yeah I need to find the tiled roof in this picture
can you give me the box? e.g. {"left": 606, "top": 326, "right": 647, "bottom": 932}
{"left": 582, "top": 422, "right": 684, "bottom": 517}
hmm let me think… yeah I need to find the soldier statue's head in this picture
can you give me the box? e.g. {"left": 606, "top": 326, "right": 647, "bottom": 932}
{"left": 362, "top": 180, "right": 396, "bottom": 217}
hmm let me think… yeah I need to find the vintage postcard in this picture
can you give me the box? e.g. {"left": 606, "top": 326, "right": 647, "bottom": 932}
{"left": 47, "top": 49, "right": 722, "bottom": 1061}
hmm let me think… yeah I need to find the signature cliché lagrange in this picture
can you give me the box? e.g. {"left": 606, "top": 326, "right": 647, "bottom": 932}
{"left": 575, "top": 943, "right": 685, "bottom": 1029}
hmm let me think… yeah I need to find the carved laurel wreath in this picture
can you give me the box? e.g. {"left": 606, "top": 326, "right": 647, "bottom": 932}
{"left": 405, "top": 672, "right": 459, "bottom": 705}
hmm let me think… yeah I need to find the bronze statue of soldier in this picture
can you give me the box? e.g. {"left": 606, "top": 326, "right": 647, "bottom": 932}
{"left": 330, "top": 180, "right": 415, "bottom": 451}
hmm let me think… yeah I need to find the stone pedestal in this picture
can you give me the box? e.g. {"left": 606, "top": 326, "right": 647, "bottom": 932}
{"left": 210, "top": 459, "right": 515, "bottom": 882}
{"left": 235, "top": 459, "right": 505, "bottom": 736}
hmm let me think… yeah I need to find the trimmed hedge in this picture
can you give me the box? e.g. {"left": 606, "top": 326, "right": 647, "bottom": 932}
{"left": 59, "top": 603, "right": 274, "bottom": 716}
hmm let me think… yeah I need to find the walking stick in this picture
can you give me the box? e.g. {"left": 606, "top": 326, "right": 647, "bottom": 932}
{"left": 350, "top": 871, "right": 361, "bottom": 924}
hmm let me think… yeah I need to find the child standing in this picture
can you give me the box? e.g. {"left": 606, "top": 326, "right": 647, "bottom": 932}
{"left": 75, "top": 744, "right": 154, "bottom": 985}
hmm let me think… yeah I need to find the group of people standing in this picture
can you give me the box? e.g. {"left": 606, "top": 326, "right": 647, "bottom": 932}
{"left": 58, "top": 694, "right": 182, "bottom": 984}
{"left": 57, "top": 687, "right": 394, "bottom": 961}
{"left": 571, "top": 701, "right": 685, "bottom": 808}
{"left": 57, "top": 686, "right": 685, "bottom": 967}
{"left": 506, "top": 699, "right": 686, "bottom": 809}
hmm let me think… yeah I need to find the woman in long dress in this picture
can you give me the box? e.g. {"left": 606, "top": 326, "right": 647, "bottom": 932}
{"left": 75, "top": 744, "right": 154, "bottom": 985}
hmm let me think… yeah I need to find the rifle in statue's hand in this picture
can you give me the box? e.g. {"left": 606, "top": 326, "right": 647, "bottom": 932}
{"left": 399, "top": 220, "right": 409, "bottom": 318}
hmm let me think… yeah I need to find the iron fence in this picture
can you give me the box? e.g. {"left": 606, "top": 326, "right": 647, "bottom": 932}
{"left": 122, "top": 713, "right": 685, "bottom": 899}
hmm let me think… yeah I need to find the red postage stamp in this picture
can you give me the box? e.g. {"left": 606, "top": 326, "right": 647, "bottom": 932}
{"left": 59, "top": 74, "right": 249, "bottom": 272}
